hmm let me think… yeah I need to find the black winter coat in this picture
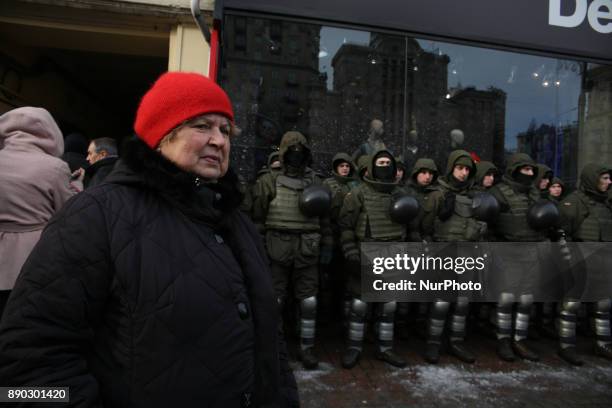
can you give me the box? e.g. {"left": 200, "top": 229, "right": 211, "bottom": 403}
{"left": 0, "top": 137, "right": 298, "bottom": 408}
{"left": 83, "top": 156, "right": 118, "bottom": 189}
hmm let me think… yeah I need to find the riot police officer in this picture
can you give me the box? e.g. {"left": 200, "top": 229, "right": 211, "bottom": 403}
{"left": 338, "top": 149, "right": 412, "bottom": 369}
{"left": 474, "top": 161, "right": 498, "bottom": 191}
{"left": 398, "top": 158, "right": 439, "bottom": 337}
{"left": 557, "top": 163, "right": 612, "bottom": 365}
{"left": 323, "top": 153, "right": 357, "bottom": 321}
{"left": 535, "top": 164, "right": 553, "bottom": 197}
{"left": 548, "top": 177, "right": 565, "bottom": 201}
{"left": 489, "top": 153, "right": 557, "bottom": 362}
{"left": 251, "top": 131, "right": 333, "bottom": 369}
{"left": 421, "top": 150, "right": 489, "bottom": 364}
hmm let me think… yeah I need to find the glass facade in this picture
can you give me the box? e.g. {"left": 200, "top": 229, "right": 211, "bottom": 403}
{"left": 221, "top": 14, "right": 612, "bottom": 188}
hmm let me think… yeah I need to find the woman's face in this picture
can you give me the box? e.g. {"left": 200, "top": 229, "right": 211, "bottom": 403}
{"left": 159, "top": 113, "right": 231, "bottom": 180}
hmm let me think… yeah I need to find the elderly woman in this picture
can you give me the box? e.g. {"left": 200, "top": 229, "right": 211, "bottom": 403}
{"left": 0, "top": 107, "right": 76, "bottom": 318}
{"left": 0, "top": 73, "right": 298, "bottom": 407}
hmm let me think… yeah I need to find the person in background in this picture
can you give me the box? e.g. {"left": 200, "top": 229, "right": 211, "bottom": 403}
{"left": 83, "top": 137, "right": 119, "bottom": 188}
{"left": 421, "top": 150, "right": 484, "bottom": 364}
{"left": 534, "top": 163, "right": 553, "bottom": 198}
{"left": 61, "top": 132, "right": 89, "bottom": 172}
{"left": 557, "top": 163, "right": 612, "bottom": 365}
{"left": 548, "top": 177, "right": 565, "bottom": 201}
{"left": 0, "top": 72, "right": 298, "bottom": 407}
{"left": 339, "top": 150, "right": 408, "bottom": 369}
{"left": 489, "top": 153, "right": 555, "bottom": 363}
{"left": 251, "top": 131, "right": 333, "bottom": 370}
{"left": 474, "top": 161, "right": 498, "bottom": 191}
{"left": 0, "top": 107, "right": 77, "bottom": 318}
{"left": 395, "top": 156, "right": 408, "bottom": 186}
{"left": 322, "top": 153, "right": 356, "bottom": 323}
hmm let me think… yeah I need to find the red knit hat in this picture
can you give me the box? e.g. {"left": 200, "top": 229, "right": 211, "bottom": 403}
{"left": 134, "top": 72, "right": 234, "bottom": 148}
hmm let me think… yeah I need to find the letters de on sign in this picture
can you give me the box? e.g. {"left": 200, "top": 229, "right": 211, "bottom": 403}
{"left": 549, "top": 0, "right": 612, "bottom": 33}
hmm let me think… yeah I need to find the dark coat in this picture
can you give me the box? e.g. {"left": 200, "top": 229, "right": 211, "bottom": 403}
{"left": 0, "top": 137, "right": 298, "bottom": 408}
{"left": 83, "top": 156, "right": 118, "bottom": 188}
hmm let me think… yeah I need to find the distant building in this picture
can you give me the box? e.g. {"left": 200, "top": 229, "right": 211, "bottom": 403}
{"left": 222, "top": 23, "right": 507, "bottom": 179}
{"left": 517, "top": 121, "right": 579, "bottom": 187}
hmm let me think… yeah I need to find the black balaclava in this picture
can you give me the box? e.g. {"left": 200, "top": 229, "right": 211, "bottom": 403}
{"left": 284, "top": 144, "right": 308, "bottom": 169}
{"left": 372, "top": 152, "right": 395, "bottom": 182}
{"left": 514, "top": 167, "right": 536, "bottom": 186}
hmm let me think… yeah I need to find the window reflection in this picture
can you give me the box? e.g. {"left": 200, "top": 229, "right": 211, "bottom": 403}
{"left": 222, "top": 14, "right": 611, "bottom": 190}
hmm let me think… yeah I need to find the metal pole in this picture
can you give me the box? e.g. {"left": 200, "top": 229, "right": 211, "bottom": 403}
{"left": 190, "top": 0, "right": 211, "bottom": 44}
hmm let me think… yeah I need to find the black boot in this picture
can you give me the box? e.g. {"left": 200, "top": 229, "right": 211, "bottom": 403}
{"left": 595, "top": 343, "right": 612, "bottom": 360}
{"left": 299, "top": 347, "right": 319, "bottom": 370}
{"left": 376, "top": 349, "right": 407, "bottom": 368}
{"left": 513, "top": 340, "right": 539, "bottom": 362}
{"left": 558, "top": 347, "right": 584, "bottom": 366}
{"left": 497, "top": 338, "right": 516, "bottom": 362}
{"left": 448, "top": 341, "right": 476, "bottom": 364}
{"left": 341, "top": 348, "right": 361, "bottom": 369}
{"left": 424, "top": 342, "right": 441, "bottom": 364}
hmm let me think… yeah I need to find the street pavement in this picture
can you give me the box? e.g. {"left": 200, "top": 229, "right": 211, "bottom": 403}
{"left": 288, "top": 321, "right": 612, "bottom": 407}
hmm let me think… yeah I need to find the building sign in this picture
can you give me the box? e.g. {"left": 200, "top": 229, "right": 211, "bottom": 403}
{"left": 221, "top": 0, "right": 612, "bottom": 63}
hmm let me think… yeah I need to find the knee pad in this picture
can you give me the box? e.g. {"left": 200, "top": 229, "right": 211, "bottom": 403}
{"left": 562, "top": 299, "right": 581, "bottom": 314}
{"left": 351, "top": 298, "right": 368, "bottom": 318}
{"left": 519, "top": 294, "right": 534, "bottom": 308}
{"left": 430, "top": 300, "right": 450, "bottom": 320}
{"left": 596, "top": 299, "right": 611, "bottom": 313}
{"left": 498, "top": 292, "right": 515, "bottom": 309}
{"left": 455, "top": 296, "right": 469, "bottom": 315}
{"left": 300, "top": 296, "right": 317, "bottom": 318}
{"left": 381, "top": 301, "right": 397, "bottom": 316}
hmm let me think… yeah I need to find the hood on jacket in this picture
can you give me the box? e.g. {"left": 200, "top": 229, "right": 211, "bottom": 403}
{"left": 443, "top": 149, "right": 475, "bottom": 181}
{"left": 331, "top": 152, "right": 355, "bottom": 178}
{"left": 356, "top": 154, "right": 370, "bottom": 178}
{"left": 267, "top": 151, "right": 280, "bottom": 169}
{"left": 505, "top": 153, "right": 538, "bottom": 181}
{"left": 257, "top": 151, "right": 281, "bottom": 177}
{"left": 411, "top": 158, "right": 438, "bottom": 183}
{"left": 550, "top": 176, "right": 565, "bottom": 189}
{"left": 363, "top": 149, "right": 397, "bottom": 186}
{"left": 64, "top": 132, "right": 89, "bottom": 154}
{"left": 475, "top": 161, "right": 498, "bottom": 184}
{"left": 549, "top": 176, "right": 565, "bottom": 199}
{"left": 278, "top": 131, "right": 311, "bottom": 165}
{"left": 0, "top": 107, "right": 64, "bottom": 157}
{"left": 534, "top": 163, "right": 553, "bottom": 189}
{"left": 579, "top": 163, "right": 610, "bottom": 198}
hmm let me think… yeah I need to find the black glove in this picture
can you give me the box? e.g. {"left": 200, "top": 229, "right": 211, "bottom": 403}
{"left": 438, "top": 192, "right": 456, "bottom": 221}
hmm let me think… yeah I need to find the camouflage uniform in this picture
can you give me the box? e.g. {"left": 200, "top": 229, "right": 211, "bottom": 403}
{"left": 421, "top": 150, "right": 484, "bottom": 364}
{"left": 338, "top": 149, "right": 410, "bottom": 368}
{"left": 322, "top": 153, "right": 357, "bottom": 321}
{"left": 556, "top": 163, "right": 612, "bottom": 365}
{"left": 251, "top": 131, "right": 333, "bottom": 369}
{"left": 488, "top": 153, "right": 552, "bottom": 362}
